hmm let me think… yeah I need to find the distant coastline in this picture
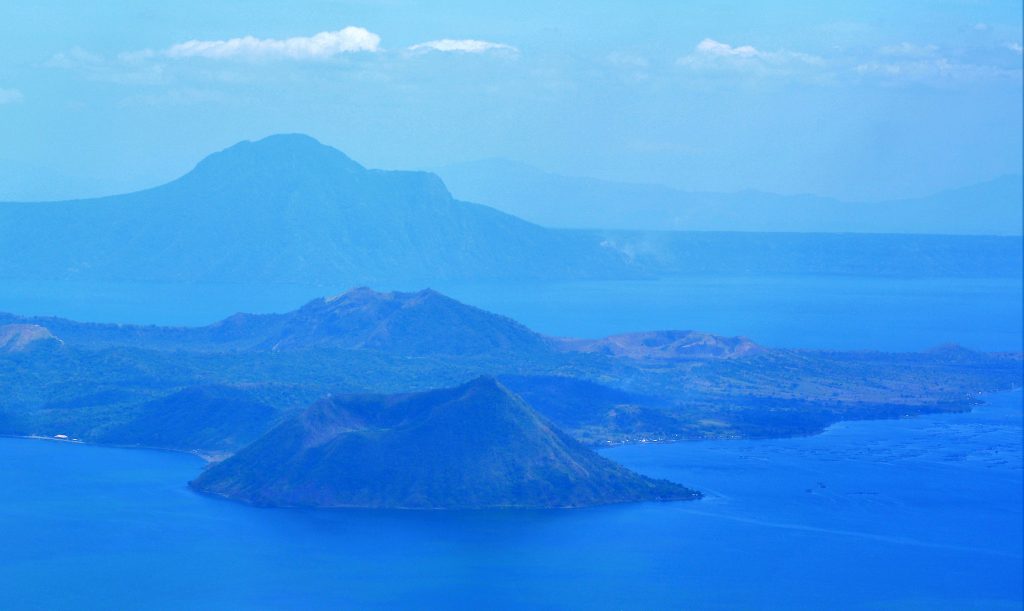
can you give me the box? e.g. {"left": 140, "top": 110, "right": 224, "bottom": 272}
{"left": 5, "top": 387, "right": 1019, "bottom": 461}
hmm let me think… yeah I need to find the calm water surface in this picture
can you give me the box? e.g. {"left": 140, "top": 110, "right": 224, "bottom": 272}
{"left": 1, "top": 391, "right": 1020, "bottom": 609}
{"left": 1, "top": 276, "right": 1021, "bottom": 608}
{"left": 0, "top": 275, "right": 1021, "bottom": 351}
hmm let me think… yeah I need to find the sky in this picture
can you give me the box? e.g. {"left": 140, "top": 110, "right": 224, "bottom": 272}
{"left": 0, "top": 0, "right": 1021, "bottom": 201}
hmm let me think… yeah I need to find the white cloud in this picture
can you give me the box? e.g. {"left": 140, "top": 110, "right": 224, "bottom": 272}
{"left": 678, "top": 38, "right": 823, "bottom": 70}
{"left": 1008, "top": 42, "right": 1023, "bottom": 55}
{"left": 694, "top": 39, "right": 762, "bottom": 59}
{"left": 879, "top": 42, "right": 938, "bottom": 56}
{"left": 855, "top": 57, "right": 1021, "bottom": 82}
{"left": 165, "top": 27, "right": 380, "bottom": 60}
{"left": 676, "top": 37, "right": 1020, "bottom": 85}
{"left": 855, "top": 40, "right": 1022, "bottom": 84}
{"left": 0, "top": 88, "right": 23, "bottom": 104}
{"left": 407, "top": 39, "right": 518, "bottom": 54}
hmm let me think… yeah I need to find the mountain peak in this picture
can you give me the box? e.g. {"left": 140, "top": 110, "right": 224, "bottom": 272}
{"left": 251, "top": 133, "right": 325, "bottom": 147}
{"left": 226, "top": 133, "right": 358, "bottom": 162}
{"left": 191, "top": 379, "right": 699, "bottom": 509}
{"left": 314, "top": 287, "right": 468, "bottom": 311}
{"left": 323, "top": 286, "right": 386, "bottom": 303}
{"left": 462, "top": 374, "right": 502, "bottom": 390}
{"left": 446, "top": 375, "right": 509, "bottom": 405}
{"left": 317, "top": 287, "right": 427, "bottom": 310}
{"left": 258, "top": 287, "right": 549, "bottom": 356}
{"left": 183, "top": 133, "right": 365, "bottom": 186}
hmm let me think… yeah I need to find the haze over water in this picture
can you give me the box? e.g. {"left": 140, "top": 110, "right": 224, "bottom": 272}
{"left": 2, "top": 1, "right": 1021, "bottom": 608}
{"left": 1, "top": 278, "right": 1021, "bottom": 609}
{"left": 1, "top": 390, "right": 1019, "bottom": 609}
{"left": 1, "top": 275, "right": 1021, "bottom": 352}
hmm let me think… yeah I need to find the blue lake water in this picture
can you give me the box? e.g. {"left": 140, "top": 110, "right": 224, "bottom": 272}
{"left": 0, "top": 275, "right": 1021, "bottom": 351}
{"left": 1, "top": 391, "right": 1020, "bottom": 609}
{"left": 1, "top": 275, "right": 1021, "bottom": 608}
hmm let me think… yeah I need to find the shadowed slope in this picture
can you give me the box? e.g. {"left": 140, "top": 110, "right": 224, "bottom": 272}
{"left": 191, "top": 377, "right": 699, "bottom": 509}
{"left": 98, "top": 385, "right": 280, "bottom": 453}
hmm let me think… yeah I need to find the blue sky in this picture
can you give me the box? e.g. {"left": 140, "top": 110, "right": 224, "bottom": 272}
{"left": 1, "top": 0, "right": 1021, "bottom": 200}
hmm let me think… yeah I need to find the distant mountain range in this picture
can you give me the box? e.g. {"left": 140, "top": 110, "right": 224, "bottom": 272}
{"left": 0, "top": 135, "right": 1019, "bottom": 284}
{"left": 2, "top": 287, "right": 1020, "bottom": 453}
{"left": 192, "top": 377, "right": 697, "bottom": 509}
{"left": 0, "top": 287, "right": 551, "bottom": 357}
{"left": 223, "top": 287, "right": 551, "bottom": 356}
{"left": 0, "top": 135, "right": 627, "bottom": 284}
{"left": 437, "top": 159, "right": 1023, "bottom": 236}
{"left": 0, "top": 287, "right": 759, "bottom": 361}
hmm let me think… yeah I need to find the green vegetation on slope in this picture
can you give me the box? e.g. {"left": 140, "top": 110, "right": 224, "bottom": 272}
{"left": 191, "top": 377, "right": 697, "bottom": 509}
{"left": 0, "top": 287, "right": 1019, "bottom": 452}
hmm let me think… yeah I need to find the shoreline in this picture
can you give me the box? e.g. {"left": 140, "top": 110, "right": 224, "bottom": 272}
{"left": 3, "top": 389, "right": 1019, "bottom": 512}
{"left": 3, "top": 388, "right": 1020, "bottom": 460}
{"left": 0, "top": 433, "right": 214, "bottom": 462}
{"left": 593, "top": 388, "right": 1021, "bottom": 448}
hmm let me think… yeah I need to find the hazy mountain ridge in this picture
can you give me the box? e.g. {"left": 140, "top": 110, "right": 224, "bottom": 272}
{"left": 438, "top": 158, "right": 1023, "bottom": 235}
{"left": 1, "top": 287, "right": 1019, "bottom": 451}
{"left": 250, "top": 288, "right": 550, "bottom": 355}
{"left": 0, "top": 135, "right": 1018, "bottom": 285}
{"left": 0, "top": 287, "right": 552, "bottom": 357}
{"left": 0, "top": 135, "right": 631, "bottom": 284}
